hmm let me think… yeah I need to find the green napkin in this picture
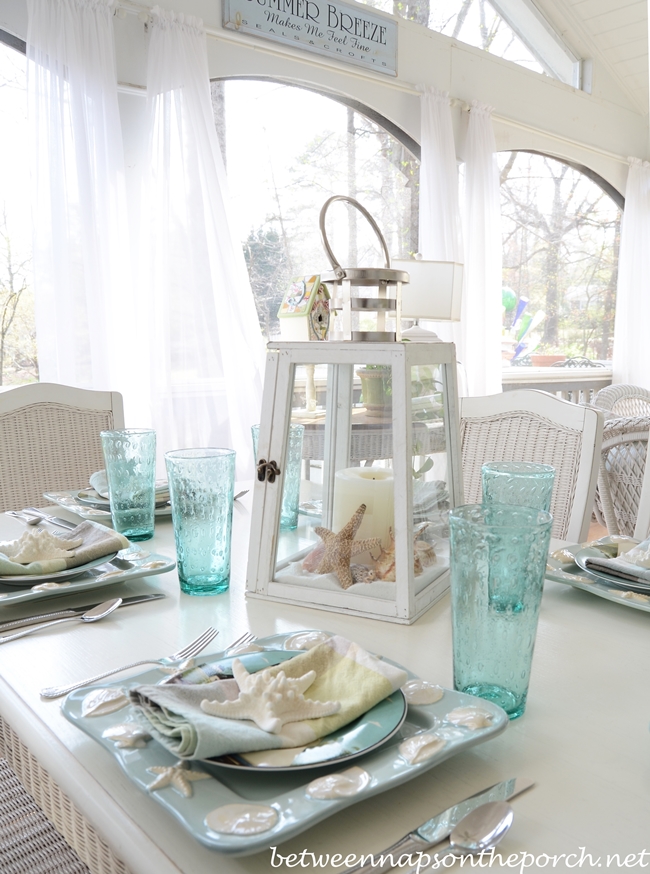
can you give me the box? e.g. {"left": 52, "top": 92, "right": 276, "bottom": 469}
{"left": 130, "top": 635, "right": 407, "bottom": 760}
{"left": 0, "top": 521, "right": 130, "bottom": 576}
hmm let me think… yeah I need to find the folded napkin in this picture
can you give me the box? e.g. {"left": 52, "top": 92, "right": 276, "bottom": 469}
{"left": 584, "top": 538, "right": 650, "bottom": 585}
{"left": 89, "top": 470, "right": 169, "bottom": 502}
{"left": 0, "top": 521, "right": 130, "bottom": 576}
{"left": 129, "top": 635, "right": 408, "bottom": 760}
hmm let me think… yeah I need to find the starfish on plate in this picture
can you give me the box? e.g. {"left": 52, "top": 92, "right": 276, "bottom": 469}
{"left": 200, "top": 659, "right": 340, "bottom": 733}
{"left": 313, "top": 503, "right": 381, "bottom": 589}
{"left": 146, "top": 761, "right": 211, "bottom": 798}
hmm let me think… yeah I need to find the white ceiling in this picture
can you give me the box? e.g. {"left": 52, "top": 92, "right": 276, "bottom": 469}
{"left": 539, "top": 0, "right": 648, "bottom": 114}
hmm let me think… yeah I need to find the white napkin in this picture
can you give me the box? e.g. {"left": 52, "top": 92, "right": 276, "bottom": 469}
{"left": 584, "top": 538, "right": 650, "bottom": 584}
{"left": 89, "top": 470, "right": 169, "bottom": 501}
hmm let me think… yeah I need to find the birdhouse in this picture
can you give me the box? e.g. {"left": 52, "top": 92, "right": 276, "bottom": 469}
{"left": 278, "top": 275, "right": 331, "bottom": 342}
{"left": 246, "top": 340, "right": 463, "bottom": 623}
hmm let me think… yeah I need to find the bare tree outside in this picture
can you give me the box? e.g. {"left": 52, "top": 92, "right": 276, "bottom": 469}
{"left": 213, "top": 82, "right": 417, "bottom": 339}
{"left": 500, "top": 151, "right": 621, "bottom": 361}
{"left": 0, "top": 42, "right": 38, "bottom": 385}
{"left": 0, "top": 233, "right": 36, "bottom": 382}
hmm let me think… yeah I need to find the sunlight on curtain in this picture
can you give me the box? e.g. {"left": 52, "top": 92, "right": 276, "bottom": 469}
{"left": 612, "top": 158, "right": 650, "bottom": 387}
{"left": 459, "top": 101, "right": 502, "bottom": 396}
{"left": 141, "top": 8, "right": 265, "bottom": 475}
{"left": 26, "top": 0, "right": 131, "bottom": 391}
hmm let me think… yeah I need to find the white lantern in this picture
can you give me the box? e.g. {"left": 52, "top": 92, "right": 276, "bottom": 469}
{"left": 246, "top": 340, "right": 463, "bottom": 623}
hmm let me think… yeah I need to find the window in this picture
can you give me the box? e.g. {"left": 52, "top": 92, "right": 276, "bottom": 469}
{"left": 212, "top": 79, "right": 419, "bottom": 340}
{"left": 356, "top": 0, "right": 580, "bottom": 84}
{"left": 499, "top": 151, "right": 621, "bottom": 366}
{"left": 0, "top": 37, "right": 37, "bottom": 385}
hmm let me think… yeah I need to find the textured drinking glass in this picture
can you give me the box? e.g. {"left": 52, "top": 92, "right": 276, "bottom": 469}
{"left": 251, "top": 424, "right": 305, "bottom": 530}
{"left": 165, "top": 448, "right": 236, "bottom": 595}
{"left": 100, "top": 429, "right": 156, "bottom": 541}
{"left": 449, "top": 503, "right": 553, "bottom": 720}
{"left": 482, "top": 462, "right": 555, "bottom": 513}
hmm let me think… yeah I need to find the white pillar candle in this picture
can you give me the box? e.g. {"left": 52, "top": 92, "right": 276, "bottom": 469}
{"left": 332, "top": 467, "right": 394, "bottom": 549}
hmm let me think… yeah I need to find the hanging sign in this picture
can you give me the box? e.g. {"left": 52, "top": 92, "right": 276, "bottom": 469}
{"left": 222, "top": 0, "right": 397, "bottom": 76}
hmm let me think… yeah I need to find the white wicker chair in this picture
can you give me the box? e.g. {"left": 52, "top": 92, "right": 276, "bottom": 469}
{"left": 596, "top": 415, "right": 650, "bottom": 538}
{"left": 460, "top": 390, "right": 604, "bottom": 542}
{"left": 0, "top": 383, "right": 124, "bottom": 512}
{"left": 594, "top": 384, "right": 650, "bottom": 418}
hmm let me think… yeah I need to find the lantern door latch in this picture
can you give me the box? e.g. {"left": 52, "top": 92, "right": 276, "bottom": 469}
{"left": 257, "top": 459, "right": 282, "bottom": 483}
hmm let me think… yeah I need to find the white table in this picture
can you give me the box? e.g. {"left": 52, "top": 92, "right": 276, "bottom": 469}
{"left": 0, "top": 501, "right": 648, "bottom": 873}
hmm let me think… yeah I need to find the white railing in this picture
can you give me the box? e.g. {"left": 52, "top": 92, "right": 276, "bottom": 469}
{"left": 501, "top": 366, "right": 612, "bottom": 405}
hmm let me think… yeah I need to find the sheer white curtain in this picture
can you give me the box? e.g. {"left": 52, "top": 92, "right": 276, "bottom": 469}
{"left": 460, "top": 101, "right": 502, "bottom": 396}
{"left": 418, "top": 87, "right": 464, "bottom": 355}
{"left": 27, "top": 0, "right": 130, "bottom": 390}
{"left": 141, "top": 8, "right": 265, "bottom": 475}
{"left": 612, "top": 158, "right": 650, "bottom": 387}
{"left": 419, "top": 87, "right": 463, "bottom": 263}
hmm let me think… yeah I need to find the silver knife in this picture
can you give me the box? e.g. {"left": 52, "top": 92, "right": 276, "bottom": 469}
{"left": 22, "top": 511, "right": 78, "bottom": 529}
{"left": 343, "top": 777, "right": 534, "bottom": 874}
{"left": 0, "top": 593, "right": 166, "bottom": 632}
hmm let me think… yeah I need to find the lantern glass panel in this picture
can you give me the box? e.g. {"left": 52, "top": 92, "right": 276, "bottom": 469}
{"left": 410, "top": 363, "right": 451, "bottom": 588}
{"left": 273, "top": 361, "right": 399, "bottom": 599}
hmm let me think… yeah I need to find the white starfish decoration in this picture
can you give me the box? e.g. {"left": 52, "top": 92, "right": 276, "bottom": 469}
{"left": 200, "top": 659, "right": 340, "bottom": 734}
{"left": 146, "top": 761, "right": 211, "bottom": 798}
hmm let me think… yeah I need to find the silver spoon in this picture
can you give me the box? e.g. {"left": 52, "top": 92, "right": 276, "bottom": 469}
{"left": 0, "top": 598, "right": 123, "bottom": 644}
{"left": 6, "top": 511, "right": 40, "bottom": 526}
{"left": 440, "top": 801, "right": 514, "bottom": 863}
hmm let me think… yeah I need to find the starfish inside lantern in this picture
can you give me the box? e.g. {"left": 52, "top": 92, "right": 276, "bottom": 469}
{"left": 311, "top": 503, "right": 381, "bottom": 589}
{"left": 200, "top": 658, "right": 340, "bottom": 734}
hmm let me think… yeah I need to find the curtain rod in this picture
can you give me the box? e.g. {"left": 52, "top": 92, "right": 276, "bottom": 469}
{"left": 115, "top": 1, "right": 629, "bottom": 166}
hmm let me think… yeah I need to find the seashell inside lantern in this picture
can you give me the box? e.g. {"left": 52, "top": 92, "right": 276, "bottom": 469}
{"left": 374, "top": 523, "right": 436, "bottom": 582}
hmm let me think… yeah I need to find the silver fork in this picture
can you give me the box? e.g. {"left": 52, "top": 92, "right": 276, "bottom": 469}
{"left": 40, "top": 627, "right": 219, "bottom": 699}
{"left": 224, "top": 631, "right": 258, "bottom": 653}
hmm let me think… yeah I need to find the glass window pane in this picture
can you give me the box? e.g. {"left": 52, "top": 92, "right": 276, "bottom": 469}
{"left": 214, "top": 80, "right": 419, "bottom": 342}
{"left": 0, "top": 41, "right": 37, "bottom": 385}
{"left": 499, "top": 151, "right": 621, "bottom": 366}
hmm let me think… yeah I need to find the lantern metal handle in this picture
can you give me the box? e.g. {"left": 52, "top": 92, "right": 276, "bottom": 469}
{"left": 319, "top": 196, "right": 391, "bottom": 280}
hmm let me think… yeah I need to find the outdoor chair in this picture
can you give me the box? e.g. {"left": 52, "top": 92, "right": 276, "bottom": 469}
{"left": 594, "top": 384, "right": 650, "bottom": 418}
{"left": 460, "top": 389, "right": 604, "bottom": 542}
{"left": 596, "top": 415, "right": 650, "bottom": 539}
{"left": 0, "top": 382, "right": 124, "bottom": 512}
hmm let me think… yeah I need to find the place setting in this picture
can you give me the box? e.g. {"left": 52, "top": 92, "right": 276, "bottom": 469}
{"left": 546, "top": 535, "right": 650, "bottom": 612}
{"left": 0, "top": 517, "right": 175, "bottom": 609}
{"left": 59, "top": 629, "right": 510, "bottom": 855}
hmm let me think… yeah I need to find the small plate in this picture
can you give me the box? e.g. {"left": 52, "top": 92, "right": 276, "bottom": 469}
{"left": 0, "top": 551, "right": 175, "bottom": 606}
{"left": 44, "top": 490, "right": 172, "bottom": 519}
{"left": 0, "top": 553, "right": 118, "bottom": 587}
{"left": 61, "top": 631, "right": 508, "bottom": 856}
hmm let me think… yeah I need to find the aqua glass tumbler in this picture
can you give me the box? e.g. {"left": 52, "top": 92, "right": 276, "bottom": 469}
{"left": 482, "top": 461, "right": 555, "bottom": 513}
{"left": 165, "top": 448, "right": 236, "bottom": 595}
{"left": 251, "top": 423, "right": 304, "bottom": 530}
{"left": 449, "top": 503, "right": 553, "bottom": 720}
{"left": 100, "top": 429, "right": 156, "bottom": 541}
